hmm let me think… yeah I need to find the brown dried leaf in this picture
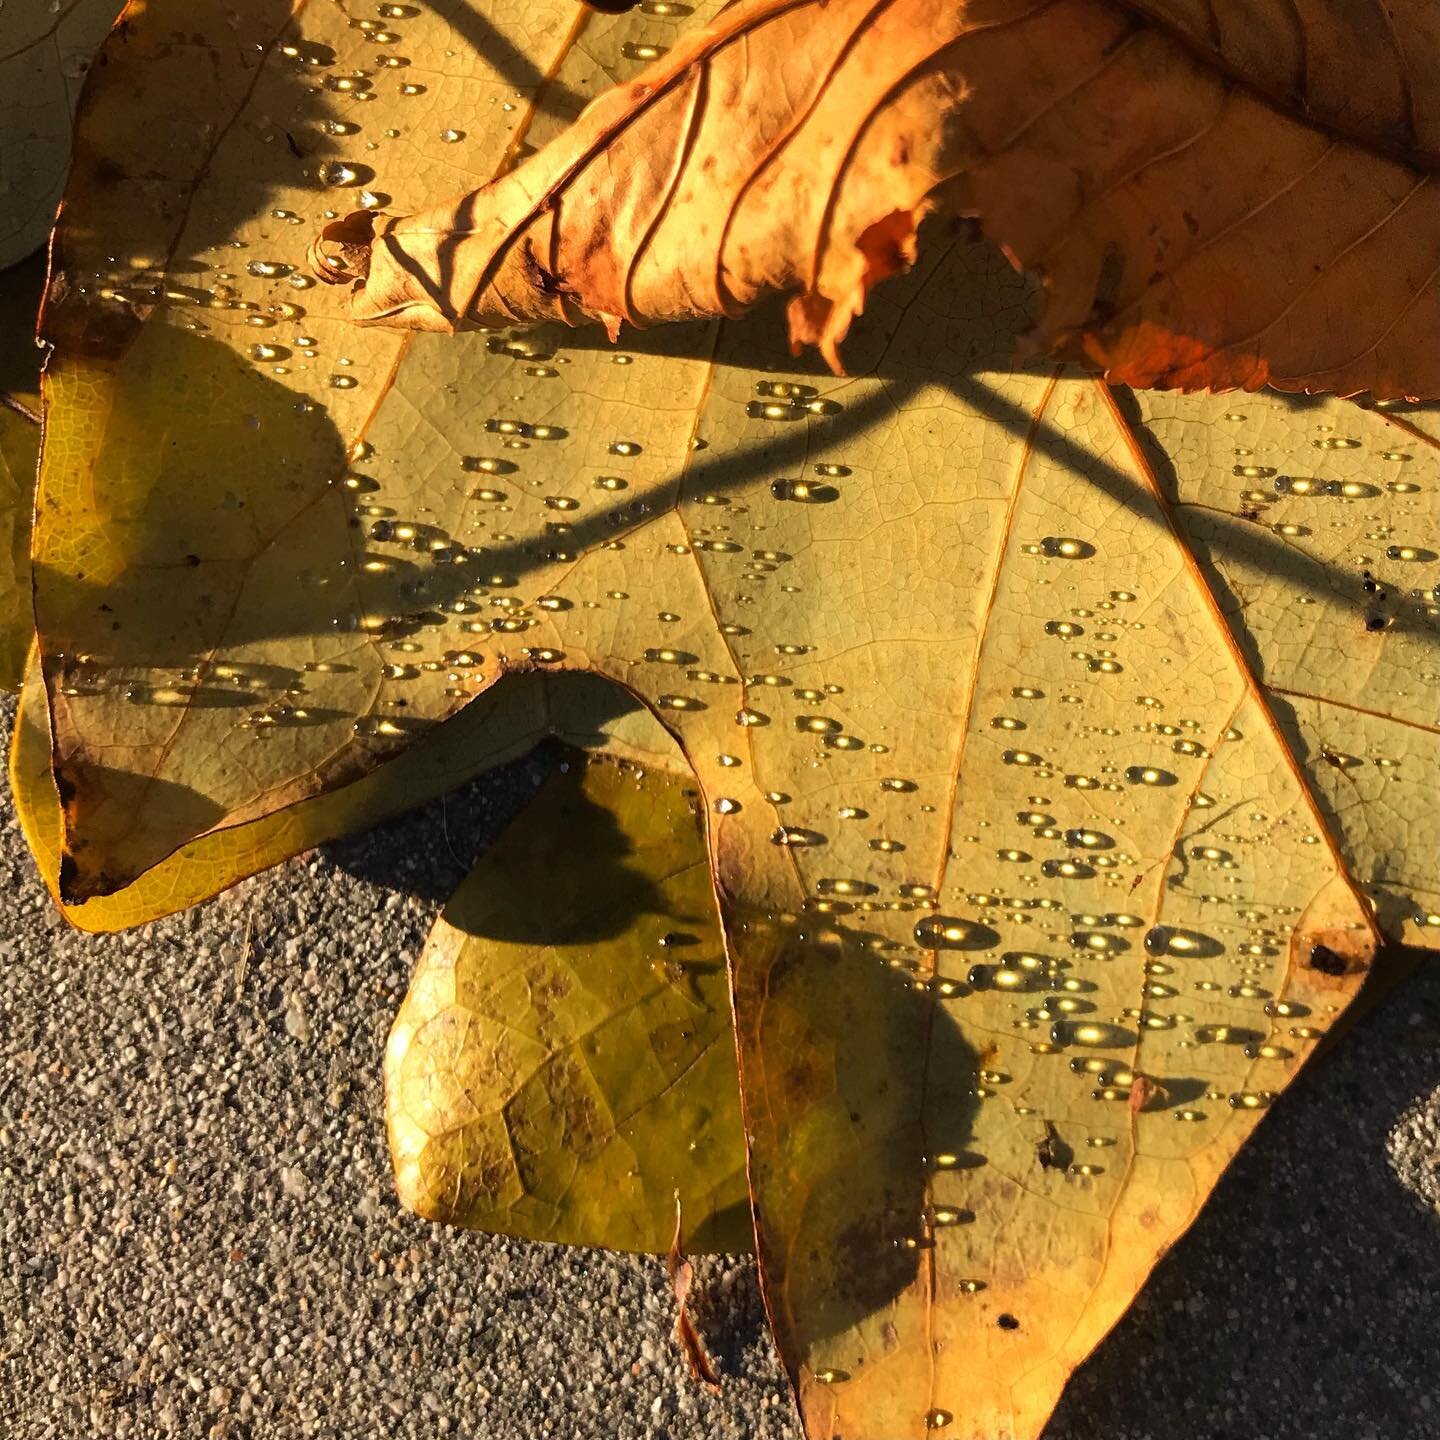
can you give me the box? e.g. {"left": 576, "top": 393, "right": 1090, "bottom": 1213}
{"left": 322, "top": 0, "right": 1440, "bottom": 398}
{"left": 668, "top": 1194, "right": 723, "bottom": 1390}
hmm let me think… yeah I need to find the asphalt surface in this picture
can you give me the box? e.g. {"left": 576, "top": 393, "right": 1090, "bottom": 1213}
{"left": 0, "top": 689, "right": 1436, "bottom": 1439}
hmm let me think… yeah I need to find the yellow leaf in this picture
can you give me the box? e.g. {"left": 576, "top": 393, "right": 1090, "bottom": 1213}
{"left": 0, "top": 0, "right": 123, "bottom": 269}
{"left": 32, "top": 4, "right": 1435, "bottom": 1438}
{"left": 12, "top": 660, "right": 681, "bottom": 932}
{"left": 387, "top": 753, "right": 750, "bottom": 1255}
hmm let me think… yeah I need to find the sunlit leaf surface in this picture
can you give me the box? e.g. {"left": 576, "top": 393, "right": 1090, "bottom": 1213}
{"left": 30, "top": 2, "right": 1439, "bottom": 1437}
{"left": 12, "top": 663, "right": 675, "bottom": 932}
{"left": 387, "top": 753, "right": 750, "bottom": 1254}
{"left": 0, "top": 0, "right": 121, "bottom": 268}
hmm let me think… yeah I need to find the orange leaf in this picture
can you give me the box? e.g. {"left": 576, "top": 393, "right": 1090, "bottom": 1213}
{"left": 317, "top": 0, "right": 1440, "bottom": 399}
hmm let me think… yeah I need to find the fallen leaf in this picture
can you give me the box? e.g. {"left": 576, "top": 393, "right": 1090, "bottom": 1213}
{"left": 11, "top": 661, "right": 679, "bottom": 932}
{"left": 387, "top": 754, "right": 750, "bottom": 1255}
{"left": 0, "top": 0, "right": 123, "bottom": 269}
{"left": 668, "top": 1193, "right": 724, "bottom": 1386}
{"left": 28, "top": 3, "right": 1440, "bottom": 1438}
{"left": 319, "top": 0, "right": 1440, "bottom": 400}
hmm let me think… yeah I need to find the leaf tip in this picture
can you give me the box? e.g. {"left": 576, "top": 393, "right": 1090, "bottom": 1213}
{"left": 308, "top": 209, "right": 378, "bottom": 289}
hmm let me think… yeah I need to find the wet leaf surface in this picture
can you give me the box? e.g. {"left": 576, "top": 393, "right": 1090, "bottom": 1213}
{"left": 387, "top": 753, "right": 750, "bottom": 1254}
{"left": 27, "top": 3, "right": 1440, "bottom": 1438}
{"left": 12, "top": 663, "right": 675, "bottom": 932}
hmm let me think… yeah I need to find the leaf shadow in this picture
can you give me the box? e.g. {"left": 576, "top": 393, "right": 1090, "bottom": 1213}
{"left": 736, "top": 915, "right": 984, "bottom": 1352}
{"left": 354, "top": 745, "right": 689, "bottom": 947}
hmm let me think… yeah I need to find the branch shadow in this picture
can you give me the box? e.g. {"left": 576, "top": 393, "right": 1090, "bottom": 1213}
{"left": 434, "top": 0, "right": 589, "bottom": 119}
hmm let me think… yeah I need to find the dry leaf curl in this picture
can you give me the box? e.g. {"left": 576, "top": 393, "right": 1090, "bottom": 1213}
{"left": 314, "top": 0, "right": 1440, "bottom": 397}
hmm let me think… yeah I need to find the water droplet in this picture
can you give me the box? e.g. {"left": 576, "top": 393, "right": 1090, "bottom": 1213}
{"left": 1001, "top": 750, "right": 1044, "bottom": 767}
{"left": 1227, "top": 1091, "right": 1274, "bottom": 1110}
{"left": 1124, "top": 765, "right": 1176, "bottom": 786}
{"left": 317, "top": 160, "right": 360, "bottom": 186}
{"left": 1070, "top": 931, "right": 1123, "bottom": 953}
{"left": 913, "top": 916, "right": 995, "bottom": 951}
{"left": 1040, "top": 536, "right": 1094, "bottom": 559}
{"left": 354, "top": 715, "right": 404, "bottom": 738}
{"left": 771, "top": 477, "right": 836, "bottom": 502}
{"left": 879, "top": 776, "right": 917, "bottom": 792}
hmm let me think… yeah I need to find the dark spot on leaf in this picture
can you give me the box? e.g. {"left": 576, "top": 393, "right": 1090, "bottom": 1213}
{"left": 1308, "top": 943, "right": 1347, "bottom": 977}
{"left": 1036, "top": 1120, "right": 1071, "bottom": 1171}
{"left": 997, "top": 1313, "right": 1020, "bottom": 1331}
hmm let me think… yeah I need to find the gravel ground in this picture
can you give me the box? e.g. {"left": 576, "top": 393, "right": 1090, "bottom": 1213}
{"left": 0, "top": 687, "right": 1437, "bottom": 1440}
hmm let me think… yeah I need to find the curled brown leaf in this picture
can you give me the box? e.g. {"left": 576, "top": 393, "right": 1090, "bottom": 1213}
{"left": 315, "top": 0, "right": 1440, "bottom": 397}
{"left": 667, "top": 1195, "right": 722, "bottom": 1391}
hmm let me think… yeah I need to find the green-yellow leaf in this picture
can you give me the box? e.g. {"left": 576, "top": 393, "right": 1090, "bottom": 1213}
{"left": 12, "top": 661, "right": 680, "bottom": 932}
{"left": 387, "top": 753, "right": 750, "bottom": 1254}
{"left": 31, "top": 3, "right": 1436, "bottom": 1438}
